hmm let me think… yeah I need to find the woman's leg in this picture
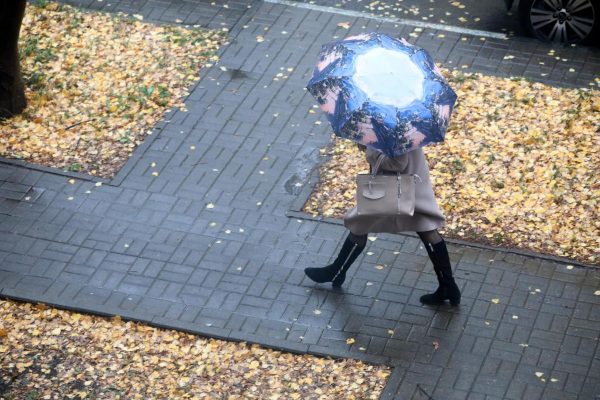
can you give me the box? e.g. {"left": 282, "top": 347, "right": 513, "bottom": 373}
{"left": 416, "top": 229, "right": 443, "bottom": 246}
{"left": 304, "top": 232, "right": 367, "bottom": 287}
{"left": 417, "top": 229, "right": 461, "bottom": 306}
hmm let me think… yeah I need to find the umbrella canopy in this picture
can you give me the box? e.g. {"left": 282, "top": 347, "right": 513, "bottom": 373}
{"left": 307, "top": 32, "right": 457, "bottom": 158}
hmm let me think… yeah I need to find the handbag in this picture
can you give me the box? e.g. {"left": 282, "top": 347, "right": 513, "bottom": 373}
{"left": 355, "top": 153, "right": 421, "bottom": 217}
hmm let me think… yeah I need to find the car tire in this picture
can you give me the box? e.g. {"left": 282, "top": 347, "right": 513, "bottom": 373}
{"left": 518, "top": 0, "right": 599, "bottom": 44}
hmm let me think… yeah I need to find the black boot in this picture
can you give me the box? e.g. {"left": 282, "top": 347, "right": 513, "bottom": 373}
{"left": 304, "top": 234, "right": 365, "bottom": 287}
{"left": 420, "top": 240, "right": 461, "bottom": 306}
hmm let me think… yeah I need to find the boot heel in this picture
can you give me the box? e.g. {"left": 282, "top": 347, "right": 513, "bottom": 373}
{"left": 447, "top": 280, "right": 461, "bottom": 306}
{"left": 332, "top": 272, "right": 346, "bottom": 288}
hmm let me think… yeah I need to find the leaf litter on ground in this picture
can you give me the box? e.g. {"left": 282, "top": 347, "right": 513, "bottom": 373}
{"left": 0, "top": 300, "right": 390, "bottom": 399}
{"left": 0, "top": 2, "right": 225, "bottom": 177}
{"left": 304, "top": 71, "right": 600, "bottom": 265}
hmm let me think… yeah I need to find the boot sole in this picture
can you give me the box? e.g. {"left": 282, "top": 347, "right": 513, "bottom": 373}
{"left": 420, "top": 297, "right": 461, "bottom": 306}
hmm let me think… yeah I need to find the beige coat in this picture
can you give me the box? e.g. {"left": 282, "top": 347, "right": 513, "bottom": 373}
{"left": 343, "top": 147, "right": 446, "bottom": 235}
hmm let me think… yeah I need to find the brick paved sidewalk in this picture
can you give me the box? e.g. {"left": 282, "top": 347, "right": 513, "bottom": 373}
{"left": 1, "top": 1, "right": 599, "bottom": 399}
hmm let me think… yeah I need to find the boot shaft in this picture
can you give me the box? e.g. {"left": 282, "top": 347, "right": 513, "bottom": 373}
{"left": 427, "top": 240, "right": 453, "bottom": 279}
{"left": 305, "top": 233, "right": 366, "bottom": 286}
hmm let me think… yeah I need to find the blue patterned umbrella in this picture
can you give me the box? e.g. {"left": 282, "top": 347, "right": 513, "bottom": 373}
{"left": 307, "top": 32, "right": 457, "bottom": 157}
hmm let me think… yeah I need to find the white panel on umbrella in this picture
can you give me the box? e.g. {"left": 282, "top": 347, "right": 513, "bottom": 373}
{"left": 353, "top": 48, "right": 425, "bottom": 108}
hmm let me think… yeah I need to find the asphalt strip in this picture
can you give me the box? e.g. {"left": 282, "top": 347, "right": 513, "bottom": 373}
{"left": 264, "top": 0, "right": 509, "bottom": 39}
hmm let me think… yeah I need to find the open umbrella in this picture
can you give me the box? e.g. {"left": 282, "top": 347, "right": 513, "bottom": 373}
{"left": 306, "top": 32, "right": 457, "bottom": 157}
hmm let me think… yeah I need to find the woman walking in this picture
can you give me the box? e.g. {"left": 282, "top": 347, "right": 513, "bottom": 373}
{"left": 305, "top": 32, "right": 459, "bottom": 305}
{"left": 304, "top": 146, "right": 461, "bottom": 306}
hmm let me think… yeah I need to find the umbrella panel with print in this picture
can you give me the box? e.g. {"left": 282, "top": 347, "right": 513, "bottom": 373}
{"left": 307, "top": 32, "right": 457, "bottom": 157}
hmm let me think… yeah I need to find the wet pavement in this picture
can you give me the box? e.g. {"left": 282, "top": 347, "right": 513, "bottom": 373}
{"left": 1, "top": 1, "right": 599, "bottom": 399}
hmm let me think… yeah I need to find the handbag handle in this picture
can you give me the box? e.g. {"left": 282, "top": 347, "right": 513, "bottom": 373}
{"left": 371, "top": 153, "right": 386, "bottom": 177}
{"left": 370, "top": 152, "right": 422, "bottom": 183}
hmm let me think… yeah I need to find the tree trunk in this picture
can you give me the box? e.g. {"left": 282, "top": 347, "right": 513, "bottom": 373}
{"left": 0, "top": 0, "right": 27, "bottom": 120}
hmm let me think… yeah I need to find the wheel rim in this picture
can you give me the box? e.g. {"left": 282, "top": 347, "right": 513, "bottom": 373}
{"left": 530, "top": 0, "right": 595, "bottom": 43}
